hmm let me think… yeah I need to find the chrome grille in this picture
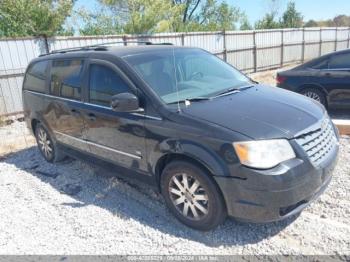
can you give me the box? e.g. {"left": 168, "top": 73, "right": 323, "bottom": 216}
{"left": 295, "top": 117, "right": 337, "bottom": 167}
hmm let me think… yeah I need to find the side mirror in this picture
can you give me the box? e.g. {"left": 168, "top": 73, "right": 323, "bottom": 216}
{"left": 111, "top": 92, "right": 140, "bottom": 112}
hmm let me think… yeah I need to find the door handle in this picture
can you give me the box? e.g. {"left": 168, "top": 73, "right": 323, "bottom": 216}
{"left": 87, "top": 113, "right": 96, "bottom": 121}
{"left": 71, "top": 109, "right": 81, "bottom": 116}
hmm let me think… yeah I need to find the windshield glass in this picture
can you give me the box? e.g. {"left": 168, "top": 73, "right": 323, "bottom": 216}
{"left": 123, "top": 48, "right": 251, "bottom": 104}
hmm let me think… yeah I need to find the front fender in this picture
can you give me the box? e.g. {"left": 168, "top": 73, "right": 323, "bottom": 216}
{"left": 149, "top": 138, "right": 231, "bottom": 180}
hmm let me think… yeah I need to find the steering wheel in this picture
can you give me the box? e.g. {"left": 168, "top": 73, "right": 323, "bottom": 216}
{"left": 189, "top": 71, "right": 204, "bottom": 80}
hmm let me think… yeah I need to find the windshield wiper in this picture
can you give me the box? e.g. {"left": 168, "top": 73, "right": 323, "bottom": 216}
{"left": 213, "top": 85, "right": 254, "bottom": 98}
{"left": 168, "top": 97, "right": 210, "bottom": 105}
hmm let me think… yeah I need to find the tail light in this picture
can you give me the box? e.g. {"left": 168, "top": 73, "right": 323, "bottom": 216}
{"left": 276, "top": 75, "right": 287, "bottom": 85}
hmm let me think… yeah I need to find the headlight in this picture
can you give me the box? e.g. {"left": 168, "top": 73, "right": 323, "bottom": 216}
{"left": 233, "top": 139, "right": 296, "bottom": 169}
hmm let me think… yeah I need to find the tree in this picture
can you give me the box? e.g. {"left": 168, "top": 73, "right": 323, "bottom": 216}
{"left": 194, "top": 0, "right": 242, "bottom": 31}
{"left": 304, "top": 19, "right": 318, "bottom": 27}
{"left": 173, "top": 0, "right": 202, "bottom": 24}
{"left": 280, "top": 1, "right": 303, "bottom": 28}
{"left": 254, "top": 0, "right": 281, "bottom": 29}
{"left": 240, "top": 15, "right": 253, "bottom": 30}
{"left": 0, "top": 0, "right": 74, "bottom": 37}
{"left": 97, "top": 0, "right": 181, "bottom": 34}
{"left": 255, "top": 13, "right": 280, "bottom": 29}
{"left": 92, "top": 0, "right": 244, "bottom": 34}
{"left": 78, "top": 7, "right": 121, "bottom": 35}
{"left": 333, "top": 15, "right": 350, "bottom": 27}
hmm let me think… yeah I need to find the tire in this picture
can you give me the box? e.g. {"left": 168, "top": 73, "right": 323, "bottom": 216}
{"left": 35, "top": 123, "right": 65, "bottom": 163}
{"left": 161, "top": 160, "right": 226, "bottom": 231}
{"left": 301, "top": 88, "right": 327, "bottom": 107}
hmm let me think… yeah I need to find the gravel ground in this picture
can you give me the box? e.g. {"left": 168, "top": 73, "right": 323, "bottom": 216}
{"left": 0, "top": 123, "right": 349, "bottom": 255}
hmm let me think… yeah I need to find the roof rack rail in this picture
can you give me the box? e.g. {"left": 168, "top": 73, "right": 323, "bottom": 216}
{"left": 39, "top": 41, "right": 173, "bottom": 57}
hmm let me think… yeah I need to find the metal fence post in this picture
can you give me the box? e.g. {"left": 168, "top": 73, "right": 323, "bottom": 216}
{"left": 280, "top": 29, "right": 284, "bottom": 67}
{"left": 223, "top": 30, "right": 227, "bottom": 62}
{"left": 123, "top": 35, "right": 127, "bottom": 46}
{"left": 181, "top": 33, "right": 185, "bottom": 46}
{"left": 319, "top": 28, "right": 322, "bottom": 56}
{"left": 42, "top": 35, "right": 50, "bottom": 54}
{"left": 301, "top": 27, "right": 305, "bottom": 62}
{"left": 335, "top": 27, "right": 338, "bottom": 51}
{"left": 253, "top": 31, "right": 257, "bottom": 72}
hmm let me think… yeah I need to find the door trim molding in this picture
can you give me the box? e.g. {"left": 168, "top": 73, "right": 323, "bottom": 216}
{"left": 54, "top": 131, "right": 142, "bottom": 159}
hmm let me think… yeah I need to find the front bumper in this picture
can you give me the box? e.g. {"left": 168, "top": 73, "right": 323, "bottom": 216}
{"left": 214, "top": 141, "right": 339, "bottom": 223}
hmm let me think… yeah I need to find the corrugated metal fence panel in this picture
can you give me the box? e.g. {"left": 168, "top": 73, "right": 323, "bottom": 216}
{"left": 304, "top": 28, "right": 322, "bottom": 60}
{"left": 256, "top": 30, "right": 282, "bottom": 69}
{"left": 0, "top": 76, "right": 23, "bottom": 115}
{"left": 184, "top": 32, "right": 224, "bottom": 53}
{"left": 0, "top": 38, "right": 45, "bottom": 75}
{"left": 227, "top": 49, "right": 254, "bottom": 72}
{"left": 321, "top": 28, "right": 337, "bottom": 55}
{"left": 0, "top": 38, "right": 43, "bottom": 116}
{"left": 283, "top": 29, "right": 303, "bottom": 63}
{"left": 336, "top": 28, "right": 350, "bottom": 51}
{"left": 226, "top": 31, "right": 255, "bottom": 71}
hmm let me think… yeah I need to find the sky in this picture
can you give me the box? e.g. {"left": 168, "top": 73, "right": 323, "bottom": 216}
{"left": 75, "top": 0, "right": 350, "bottom": 24}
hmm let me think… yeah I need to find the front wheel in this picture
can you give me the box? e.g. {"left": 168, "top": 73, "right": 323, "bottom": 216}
{"left": 161, "top": 161, "right": 226, "bottom": 231}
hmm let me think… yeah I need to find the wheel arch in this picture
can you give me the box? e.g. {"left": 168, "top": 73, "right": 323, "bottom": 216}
{"left": 154, "top": 151, "right": 228, "bottom": 193}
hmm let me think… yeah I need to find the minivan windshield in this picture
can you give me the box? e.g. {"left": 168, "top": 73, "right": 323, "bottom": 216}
{"left": 123, "top": 48, "right": 251, "bottom": 104}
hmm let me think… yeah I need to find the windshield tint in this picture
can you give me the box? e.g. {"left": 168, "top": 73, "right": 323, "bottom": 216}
{"left": 123, "top": 49, "right": 250, "bottom": 104}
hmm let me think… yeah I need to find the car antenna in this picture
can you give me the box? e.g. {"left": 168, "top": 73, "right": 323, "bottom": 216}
{"left": 172, "top": 47, "right": 181, "bottom": 113}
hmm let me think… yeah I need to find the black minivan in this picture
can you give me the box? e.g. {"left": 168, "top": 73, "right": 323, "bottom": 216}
{"left": 22, "top": 43, "right": 339, "bottom": 230}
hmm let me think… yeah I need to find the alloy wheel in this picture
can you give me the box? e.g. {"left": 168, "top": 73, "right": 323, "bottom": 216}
{"left": 304, "top": 91, "right": 321, "bottom": 102}
{"left": 168, "top": 173, "right": 209, "bottom": 220}
{"left": 37, "top": 127, "right": 53, "bottom": 159}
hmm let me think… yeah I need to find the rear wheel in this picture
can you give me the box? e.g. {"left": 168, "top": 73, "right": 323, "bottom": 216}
{"left": 161, "top": 161, "right": 226, "bottom": 231}
{"left": 301, "top": 88, "right": 326, "bottom": 107}
{"left": 35, "top": 123, "right": 65, "bottom": 163}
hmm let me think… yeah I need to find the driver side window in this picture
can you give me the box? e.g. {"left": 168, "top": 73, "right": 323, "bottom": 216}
{"left": 89, "top": 64, "right": 130, "bottom": 106}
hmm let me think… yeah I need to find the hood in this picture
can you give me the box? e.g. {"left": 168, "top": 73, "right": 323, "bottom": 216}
{"left": 182, "top": 85, "right": 325, "bottom": 139}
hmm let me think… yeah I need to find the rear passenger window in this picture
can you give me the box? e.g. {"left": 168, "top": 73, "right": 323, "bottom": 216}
{"left": 89, "top": 64, "right": 130, "bottom": 106}
{"left": 24, "top": 61, "right": 48, "bottom": 93}
{"left": 50, "top": 59, "right": 84, "bottom": 100}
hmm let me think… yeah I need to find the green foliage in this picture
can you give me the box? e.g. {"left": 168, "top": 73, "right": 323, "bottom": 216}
{"left": 0, "top": 0, "right": 74, "bottom": 37}
{"left": 255, "top": 13, "right": 281, "bottom": 29}
{"left": 333, "top": 15, "right": 350, "bottom": 27}
{"left": 96, "top": 0, "right": 181, "bottom": 34}
{"left": 255, "top": 0, "right": 304, "bottom": 29}
{"left": 192, "top": 0, "right": 242, "bottom": 31}
{"left": 240, "top": 15, "right": 253, "bottom": 30}
{"left": 280, "top": 1, "right": 303, "bottom": 28}
{"left": 78, "top": 7, "right": 121, "bottom": 35}
{"left": 85, "top": 0, "right": 244, "bottom": 34}
{"left": 304, "top": 20, "right": 319, "bottom": 27}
